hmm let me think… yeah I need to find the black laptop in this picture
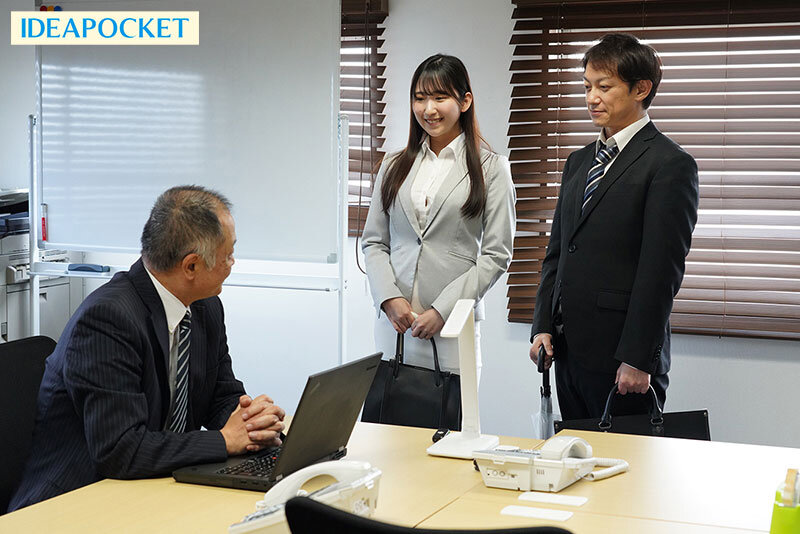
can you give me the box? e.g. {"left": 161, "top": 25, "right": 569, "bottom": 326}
{"left": 172, "top": 352, "right": 382, "bottom": 491}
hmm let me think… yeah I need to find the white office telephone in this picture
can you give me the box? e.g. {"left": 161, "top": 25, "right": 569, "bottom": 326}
{"left": 228, "top": 461, "right": 381, "bottom": 534}
{"left": 473, "top": 435, "right": 629, "bottom": 493}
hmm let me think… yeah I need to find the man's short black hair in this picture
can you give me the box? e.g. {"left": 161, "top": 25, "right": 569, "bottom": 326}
{"left": 582, "top": 33, "right": 662, "bottom": 109}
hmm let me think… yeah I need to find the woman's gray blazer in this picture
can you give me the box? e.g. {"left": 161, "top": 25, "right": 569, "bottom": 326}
{"left": 362, "top": 148, "right": 516, "bottom": 322}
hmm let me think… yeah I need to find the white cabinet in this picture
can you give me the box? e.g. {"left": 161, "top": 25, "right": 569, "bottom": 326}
{"left": 5, "top": 278, "right": 71, "bottom": 342}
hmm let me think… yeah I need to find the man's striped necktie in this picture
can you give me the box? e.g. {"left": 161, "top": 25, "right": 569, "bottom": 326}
{"left": 582, "top": 143, "right": 620, "bottom": 213}
{"left": 168, "top": 311, "right": 192, "bottom": 433}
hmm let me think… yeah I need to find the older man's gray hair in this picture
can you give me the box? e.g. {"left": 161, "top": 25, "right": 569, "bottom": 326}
{"left": 141, "top": 185, "right": 232, "bottom": 272}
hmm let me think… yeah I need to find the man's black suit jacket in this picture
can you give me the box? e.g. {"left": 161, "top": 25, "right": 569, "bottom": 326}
{"left": 9, "top": 259, "right": 245, "bottom": 511}
{"left": 532, "top": 122, "right": 699, "bottom": 375}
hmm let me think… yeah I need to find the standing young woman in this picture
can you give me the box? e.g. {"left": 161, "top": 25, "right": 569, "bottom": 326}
{"left": 362, "top": 54, "right": 515, "bottom": 380}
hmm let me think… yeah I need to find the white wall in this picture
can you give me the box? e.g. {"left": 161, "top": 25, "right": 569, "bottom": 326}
{"left": 344, "top": 0, "right": 800, "bottom": 448}
{"left": 380, "top": 0, "right": 514, "bottom": 160}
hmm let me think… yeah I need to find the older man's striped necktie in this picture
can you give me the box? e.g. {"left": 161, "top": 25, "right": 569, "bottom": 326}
{"left": 168, "top": 311, "right": 192, "bottom": 433}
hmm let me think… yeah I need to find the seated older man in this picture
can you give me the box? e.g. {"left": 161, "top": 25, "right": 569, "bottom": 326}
{"left": 9, "top": 185, "right": 284, "bottom": 511}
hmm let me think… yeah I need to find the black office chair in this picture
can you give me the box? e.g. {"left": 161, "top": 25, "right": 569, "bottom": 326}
{"left": 0, "top": 336, "right": 57, "bottom": 514}
{"left": 284, "top": 497, "right": 573, "bottom": 534}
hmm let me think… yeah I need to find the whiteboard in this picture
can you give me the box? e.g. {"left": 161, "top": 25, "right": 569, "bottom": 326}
{"left": 38, "top": 0, "right": 340, "bottom": 263}
{"left": 0, "top": 0, "right": 34, "bottom": 190}
{"left": 221, "top": 284, "right": 340, "bottom": 416}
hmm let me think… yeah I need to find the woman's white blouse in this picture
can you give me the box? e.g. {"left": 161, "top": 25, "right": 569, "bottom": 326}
{"left": 410, "top": 133, "right": 466, "bottom": 229}
{"left": 409, "top": 133, "right": 466, "bottom": 313}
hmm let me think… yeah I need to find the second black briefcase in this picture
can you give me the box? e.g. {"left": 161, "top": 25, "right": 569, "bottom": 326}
{"left": 555, "top": 384, "right": 710, "bottom": 441}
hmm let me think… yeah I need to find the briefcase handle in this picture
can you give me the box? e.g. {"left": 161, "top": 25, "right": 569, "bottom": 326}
{"left": 598, "top": 384, "right": 664, "bottom": 431}
{"left": 394, "top": 332, "right": 442, "bottom": 386}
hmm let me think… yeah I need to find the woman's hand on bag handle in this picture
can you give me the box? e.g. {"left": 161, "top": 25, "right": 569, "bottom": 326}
{"left": 382, "top": 297, "right": 415, "bottom": 333}
{"left": 411, "top": 308, "right": 445, "bottom": 340}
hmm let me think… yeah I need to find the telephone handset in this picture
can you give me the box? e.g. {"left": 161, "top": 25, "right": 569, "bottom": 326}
{"left": 474, "top": 435, "right": 628, "bottom": 493}
{"left": 257, "top": 460, "right": 376, "bottom": 510}
{"left": 229, "top": 461, "right": 381, "bottom": 534}
{"left": 538, "top": 435, "right": 592, "bottom": 460}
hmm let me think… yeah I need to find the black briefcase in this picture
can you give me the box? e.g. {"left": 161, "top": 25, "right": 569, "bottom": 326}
{"left": 361, "top": 333, "right": 461, "bottom": 431}
{"left": 555, "top": 384, "right": 710, "bottom": 441}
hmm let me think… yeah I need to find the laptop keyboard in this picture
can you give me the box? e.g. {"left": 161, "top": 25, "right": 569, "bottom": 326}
{"left": 216, "top": 447, "right": 282, "bottom": 478}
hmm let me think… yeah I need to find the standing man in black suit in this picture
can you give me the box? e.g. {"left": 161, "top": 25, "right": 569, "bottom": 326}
{"left": 9, "top": 186, "right": 285, "bottom": 511}
{"left": 529, "top": 34, "right": 699, "bottom": 420}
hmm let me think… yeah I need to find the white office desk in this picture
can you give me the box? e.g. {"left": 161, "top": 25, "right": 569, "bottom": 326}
{"left": 0, "top": 423, "right": 538, "bottom": 532}
{"left": 421, "top": 430, "right": 799, "bottom": 533}
{"left": 2, "top": 425, "right": 796, "bottom": 533}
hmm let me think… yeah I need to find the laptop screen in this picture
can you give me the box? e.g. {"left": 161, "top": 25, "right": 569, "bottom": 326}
{"left": 270, "top": 352, "right": 381, "bottom": 480}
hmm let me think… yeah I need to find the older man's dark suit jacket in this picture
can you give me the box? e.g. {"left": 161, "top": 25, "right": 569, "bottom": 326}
{"left": 9, "top": 258, "right": 245, "bottom": 511}
{"left": 532, "top": 122, "right": 699, "bottom": 376}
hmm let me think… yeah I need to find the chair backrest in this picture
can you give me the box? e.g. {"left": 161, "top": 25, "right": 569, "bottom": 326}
{"left": 0, "top": 336, "right": 57, "bottom": 514}
{"left": 284, "top": 496, "right": 573, "bottom": 534}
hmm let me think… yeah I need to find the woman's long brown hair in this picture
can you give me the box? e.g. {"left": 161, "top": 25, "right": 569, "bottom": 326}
{"left": 380, "top": 54, "right": 488, "bottom": 219}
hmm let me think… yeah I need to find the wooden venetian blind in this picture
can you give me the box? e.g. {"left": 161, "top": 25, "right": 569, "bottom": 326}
{"left": 508, "top": 0, "right": 800, "bottom": 339}
{"left": 341, "top": 0, "right": 388, "bottom": 237}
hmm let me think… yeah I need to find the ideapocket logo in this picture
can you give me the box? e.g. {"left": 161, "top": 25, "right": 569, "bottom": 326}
{"left": 10, "top": 11, "right": 199, "bottom": 45}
